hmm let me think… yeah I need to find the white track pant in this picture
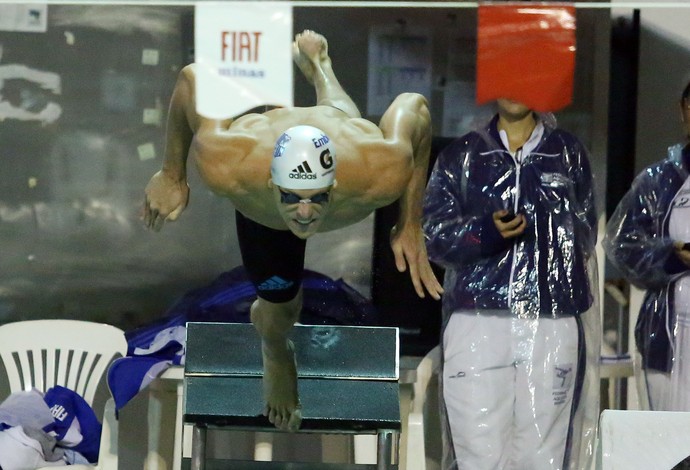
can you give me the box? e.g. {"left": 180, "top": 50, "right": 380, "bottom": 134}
{"left": 443, "top": 312, "right": 580, "bottom": 470}
{"left": 645, "top": 275, "right": 690, "bottom": 411}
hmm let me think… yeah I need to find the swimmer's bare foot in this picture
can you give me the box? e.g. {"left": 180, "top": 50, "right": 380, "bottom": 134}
{"left": 261, "top": 339, "right": 302, "bottom": 432}
{"left": 293, "top": 30, "right": 329, "bottom": 85}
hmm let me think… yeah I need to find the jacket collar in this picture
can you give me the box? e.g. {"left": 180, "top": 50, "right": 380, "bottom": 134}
{"left": 488, "top": 113, "right": 544, "bottom": 156}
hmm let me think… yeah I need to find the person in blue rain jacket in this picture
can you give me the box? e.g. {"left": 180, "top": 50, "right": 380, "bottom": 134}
{"left": 604, "top": 80, "right": 690, "bottom": 411}
{"left": 423, "top": 98, "right": 599, "bottom": 470}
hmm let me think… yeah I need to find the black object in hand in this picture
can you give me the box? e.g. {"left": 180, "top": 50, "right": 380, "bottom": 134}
{"left": 683, "top": 242, "right": 690, "bottom": 251}
{"left": 500, "top": 212, "right": 516, "bottom": 223}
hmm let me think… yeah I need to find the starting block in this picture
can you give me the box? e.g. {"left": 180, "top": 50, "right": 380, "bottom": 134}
{"left": 183, "top": 322, "right": 401, "bottom": 470}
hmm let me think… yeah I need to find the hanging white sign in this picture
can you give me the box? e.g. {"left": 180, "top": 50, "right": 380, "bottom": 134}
{"left": 194, "top": 2, "right": 293, "bottom": 119}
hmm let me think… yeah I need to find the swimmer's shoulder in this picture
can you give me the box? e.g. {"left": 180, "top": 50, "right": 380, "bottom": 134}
{"left": 232, "top": 112, "right": 270, "bottom": 127}
{"left": 343, "top": 117, "right": 383, "bottom": 137}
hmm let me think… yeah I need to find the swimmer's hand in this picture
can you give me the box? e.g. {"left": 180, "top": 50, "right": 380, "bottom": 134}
{"left": 390, "top": 223, "right": 444, "bottom": 300}
{"left": 143, "top": 170, "right": 189, "bottom": 231}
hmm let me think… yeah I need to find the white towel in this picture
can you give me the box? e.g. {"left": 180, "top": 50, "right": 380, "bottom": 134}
{"left": 0, "top": 426, "right": 66, "bottom": 470}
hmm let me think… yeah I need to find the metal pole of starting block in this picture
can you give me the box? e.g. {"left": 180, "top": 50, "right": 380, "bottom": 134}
{"left": 377, "top": 430, "right": 395, "bottom": 469}
{"left": 191, "top": 425, "right": 207, "bottom": 470}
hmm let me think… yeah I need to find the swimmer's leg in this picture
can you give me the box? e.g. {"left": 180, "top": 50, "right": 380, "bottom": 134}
{"left": 250, "top": 292, "right": 302, "bottom": 432}
{"left": 293, "top": 29, "right": 361, "bottom": 118}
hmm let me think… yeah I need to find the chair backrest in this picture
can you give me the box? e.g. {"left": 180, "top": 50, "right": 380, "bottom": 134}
{"left": 0, "top": 320, "right": 127, "bottom": 406}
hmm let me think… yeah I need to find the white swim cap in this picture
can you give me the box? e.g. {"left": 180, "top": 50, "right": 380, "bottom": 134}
{"left": 271, "top": 125, "right": 336, "bottom": 190}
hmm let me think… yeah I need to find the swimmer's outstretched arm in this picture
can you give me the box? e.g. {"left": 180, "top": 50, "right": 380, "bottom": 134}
{"left": 143, "top": 65, "right": 202, "bottom": 231}
{"left": 380, "top": 92, "right": 444, "bottom": 300}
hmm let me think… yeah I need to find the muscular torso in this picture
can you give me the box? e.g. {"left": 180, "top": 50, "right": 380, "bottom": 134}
{"left": 189, "top": 106, "right": 413, "bottom": 231}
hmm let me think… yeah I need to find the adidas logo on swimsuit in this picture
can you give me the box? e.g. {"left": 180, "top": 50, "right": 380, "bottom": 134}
{"left": 289, "top": 161, "right": 317, "bottom": 180}
{"left": 257, "top": 276, "right": 294, "bottom": 291}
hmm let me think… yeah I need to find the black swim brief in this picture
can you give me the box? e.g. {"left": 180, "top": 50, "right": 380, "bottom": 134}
{"left": 235, "top": 210, "right": 306, "bottom": 303}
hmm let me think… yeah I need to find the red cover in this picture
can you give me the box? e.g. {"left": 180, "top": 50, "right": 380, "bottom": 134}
{"left": 476, "top": 2, "right": 576, "bottom": 112}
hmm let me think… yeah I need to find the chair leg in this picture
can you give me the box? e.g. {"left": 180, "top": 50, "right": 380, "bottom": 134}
{"left": 174, "top": 380, "right": 184, "bottom": 470}
{"left": 405, "top": 411, "right": 426, "bottom": 470}
{"left": 145, "top": 385, "right": 169, "bottom": 470}
{"left": 404, "top": 346, "right": 441, "bottom": 470}
{"left": 99, "top": 398, "right": 119, "bottom": 470}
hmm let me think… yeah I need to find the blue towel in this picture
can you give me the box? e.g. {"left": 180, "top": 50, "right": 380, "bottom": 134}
{"left": 43, "top": 385, "right": 102, "bottom": 463}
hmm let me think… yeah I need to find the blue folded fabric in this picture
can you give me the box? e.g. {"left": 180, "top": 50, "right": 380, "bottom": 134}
{"left": 43, "top": 385, "right": 102, "bottom": 463}
{"left": 108, "top": 355, "right": 176, "bottom": 412}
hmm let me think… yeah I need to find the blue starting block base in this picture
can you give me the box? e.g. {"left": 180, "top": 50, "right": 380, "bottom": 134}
{"left": 184, "top": 322, "right": 401, "bottom": 470}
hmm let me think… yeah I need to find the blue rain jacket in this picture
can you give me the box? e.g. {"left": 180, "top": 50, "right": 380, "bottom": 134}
{"left": 423, "top": 114, "right": 597, "bottom": 321}
{"left": 603, "top": 143, "right": 690, "bottom": 372}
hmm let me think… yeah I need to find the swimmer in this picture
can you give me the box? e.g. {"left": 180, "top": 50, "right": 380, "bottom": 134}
{"left": 143, "top": 29, "right": 443, "bottom": 431}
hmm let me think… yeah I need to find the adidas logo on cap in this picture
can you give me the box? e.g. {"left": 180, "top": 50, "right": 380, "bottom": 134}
{"left": 289, "top": 160, "right": 317, "bottom": 180}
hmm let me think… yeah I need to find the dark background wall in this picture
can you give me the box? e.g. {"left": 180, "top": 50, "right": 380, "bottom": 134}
{"left": 0, "top": 6, "right": 196, "bottom": 329}
{"left": 0, "top": 4, "right": 613, "bottom": 356}
{"left": 635, "top": 25, "right": 690, "bottom": 172}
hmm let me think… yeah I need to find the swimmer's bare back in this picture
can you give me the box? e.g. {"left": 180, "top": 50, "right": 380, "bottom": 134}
{"left": 189, "top": 105, "right": 416, "bottom": 231}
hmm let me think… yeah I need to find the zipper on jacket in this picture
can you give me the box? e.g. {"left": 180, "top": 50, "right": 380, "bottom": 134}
{"left": 662, "top": 179, "right": 690, "bottom": 358}
{"left": 507, "top": 147, "right": 522, "bottom": 309}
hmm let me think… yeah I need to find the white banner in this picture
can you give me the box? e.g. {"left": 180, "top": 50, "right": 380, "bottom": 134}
{"left": 194, "top": 2, "right": 293, "bottom": 119}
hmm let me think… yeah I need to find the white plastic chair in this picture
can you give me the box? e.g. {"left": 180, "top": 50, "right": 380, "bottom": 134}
{"left": 0, "top": 319, "right": 127, "bottom": 470}
{"left": 405, "top": 345, "right": 442, "bottom": 470}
